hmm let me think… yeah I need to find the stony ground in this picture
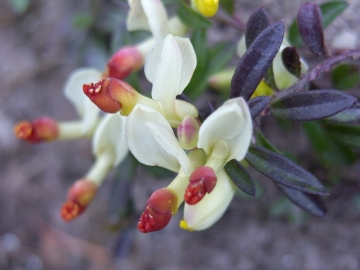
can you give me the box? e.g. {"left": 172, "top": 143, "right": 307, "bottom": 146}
{"left": 1, "top": 0, "right": 360, "bottom": 269}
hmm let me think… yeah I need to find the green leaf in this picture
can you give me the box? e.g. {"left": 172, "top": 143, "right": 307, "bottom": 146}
{"left": 72, "top": 13, "right": 96, "bottom": 30}
{"left": 184, "top": 39, "right": 236, "bottom": 100}
{"left": 321, "top": 1, "right": 349, "bottom": 28}
{"left": 289, "top": 1, "right": 349, "bottom": 46}
{"left": 331, "top": 64, "right": 360, "bottom": 90}
{"left": 302, "top": 122, "right": 356, "bottom": 166}
{"left": 224, "top": 160, "right": 256, "bottom": 196}
{"left": 220, "top": 0, "right": 235, "bottom": 14}
{"left": 255, "top": 131, "right": 279, "bottom": 152}
{"left": 323, "top": 123, "right": 360, "bottom": 149}
{"left": 245, "top": 145, "right": 327, "bottom": 195}
{"left": 177, "top": 2, "right": 212, "bottom": 29}
{"left": 10, "top": 0, "right": 30, "bottom": 14}
{"left": 161, "top": 0, "right": 180, "bottom": 5}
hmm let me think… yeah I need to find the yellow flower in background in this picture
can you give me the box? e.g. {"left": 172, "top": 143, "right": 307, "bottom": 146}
{"left": 192, "top": 0, "right": 219, "bottom": 17}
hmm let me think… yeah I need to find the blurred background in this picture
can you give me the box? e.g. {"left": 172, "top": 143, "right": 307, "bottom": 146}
{"left": 1, "top": 0, "right": 360, "bottom": 269}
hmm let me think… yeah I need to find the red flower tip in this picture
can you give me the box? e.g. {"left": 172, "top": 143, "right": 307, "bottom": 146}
{"left": 83, "top": 79, "right": 122, "bottom": 113}
{"left": 61, "top": 201, "right": 82, "bottom": 221}
{"left": 137, "top": 188, "right": 177, "bottom": 233}
{"left": 107, "top": 47, "right": 143, "bottom": 80}
{"left": 14, "top": 117, "right": 59, "bottom": 143}
{"left": 60, "top": 179, "right": 97, "bottom": 222}
{"left": 184, "top": 166, "right": 217, "bottom": 205}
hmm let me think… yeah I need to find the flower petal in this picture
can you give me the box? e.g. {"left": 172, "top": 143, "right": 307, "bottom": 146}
{"left": 198, "top": 97, "right": 252, "bottom": 161}
{"left": 183, "top": 169, "right": 236, "bottom": 230}
{"left": 141, "top": 0, "right": 169, "bottom": 42}
{"left": 149, "top": 35, "right": 182, "bottom": 116}
{"left": 127, "top": 0, "right": 150, "bottom": 32}
{"left": 63, "top": 68, "right": 102, "bottom": 134}
{"left": 92, "top": 114, "right": 128, "bottom": 167}
{"left": 126, "top": 105, "right": 192, "bottom": 173}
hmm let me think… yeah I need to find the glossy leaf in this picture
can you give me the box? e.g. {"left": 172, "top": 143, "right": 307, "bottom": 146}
{"left": 177, "top": 1, "right": 212, "bottom": 29}
{"left": 245, "top": 7, "right": 270, "bottom": 48}
{"left": 324, "top": 123, "right": 360, "bottom": 149}
{"left": 271, "top": 90, "right": 356, "bottom": 122}
{"left": 302, "top": 122, "right": 356, "bottom": 166}
{"left": 224, "top": 160, "right": 256, "bottom": 196}
{"left": 331, "top": 64, "right": 360, "bottom": 90}
{"left": 248, "top": 96, "right": 270, "bottom": 120}
{"left": 282, "top": 47, "right": 301, "bottom": 78}
{"left": 245, "top": 145, "right": 327, "bottom": 195}
{"left": 289, "top": 1, "right": 348, "bottom": 46}
{"left": 276, "top": 184, "right": 326, "bottom": 217}
{"left": 230, "top": 21, "right": 284, "bottom": 100}
{"left": 297, "top": 3, "right": 327, "bottom": 58}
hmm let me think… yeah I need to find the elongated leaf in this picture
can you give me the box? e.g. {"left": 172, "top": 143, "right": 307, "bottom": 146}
{"left": 177, "top": 2, "right": 212, "bottom": 29}
{"left": 276, "top": 184, "right": 326, "bottom": 217}
{"left": 230, "top": 21, "right": 284, "bottom": 99}
{"left": 297, "top": 3, "right": 327, "bottom": 58}
{"left": 207, "top": 42, "right": 236, "bottom": 76}
{"left": 254, "top": 131, "right": 326, "bottom": 216}
{"left": 220, "top": 0, "right": 235, "bottom": 14}
{"left": 289, "top": 1, "right": 348, "bottom": 46}
{"left": 331, "top": 64, "right": 360, "bottom": 90}
{"left": 302, "top": 122, "right": 356, "bottom": 166}
{"left": 224, "top": 160, "right": 256, "bottom": 196}
{"left": 248, "top": 96, "right": 270, "bottom": 120}
{"left": 282, "top": 47, "right": 301, "bottom": 78}
{"left": 321, "top": 1, "right": 349, "bottom": 28}
{"left": 271, "top": 90, "right": 356, "bottom": 122}
{"left": 326, "top": 106, "right": 360, "bottom": 123}
{"left": 245, "top": 145, "right": 327, "bottom": 195}
{"left": 245, "top": 7, "right": 270, "bottom": 48}
{"left": 324, "top": 123, "right": 360, "bottom": 148}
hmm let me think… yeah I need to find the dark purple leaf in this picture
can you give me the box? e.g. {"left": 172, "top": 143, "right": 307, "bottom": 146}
{"left": 224, "top": 160, "right": 256, "bottom": 196}
{"left": 248, "top": 96, "right": 270, "bottom": 119}
{"left": 282, "top": 47, "right": 301, "bottom": 78}
{"left": 245, "top": 7, "right": 270, "bottom": 48}
{"left": 276, "top": 184, "right": 326, "bottom": 217}
{"left": 271, "top": 90, "right": 356, "bottom": 122}
{"left": 245, "top": 145, "right": 327, "bottom": 195}
{"left": 230, "top": 21, "right": 284, "bottom": 100}
{"left": 202, "top": 101, "right": 215, "bottom": 121}
{"left": 297, "top": 3, "right": 327, "bottom": 58}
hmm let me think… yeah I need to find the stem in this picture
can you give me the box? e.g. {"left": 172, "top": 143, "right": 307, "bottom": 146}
{"left": 86, "top": 151, "right": 113, "bottom": 186}
{"left": 58, "top": 121, "right": 95, "bottom": 140}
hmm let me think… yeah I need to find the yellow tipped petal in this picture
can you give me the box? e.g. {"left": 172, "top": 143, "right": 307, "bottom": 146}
{"left": 180, "top": 220, "right": 194, "bottom": 231}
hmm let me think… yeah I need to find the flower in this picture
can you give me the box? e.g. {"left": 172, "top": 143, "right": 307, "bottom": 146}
{"left": 237, "top": 36, "right": 308, "bottom": 91}
{"left": 84, "top": 34, "right": 198, "bottom": 128}
{"left": 14, "top": 68, "right": 102, "bottom": 142}
{"left": 191, "top": 0, "right": 219, "bottom": 17}
{"left": 61, "top": 113, "right": 128, "bottom": 221}
{"left": 126, "top": 97, "right": 253, "bottom": 232}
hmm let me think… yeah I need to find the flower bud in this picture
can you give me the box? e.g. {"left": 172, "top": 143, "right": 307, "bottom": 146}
{"left": 184, "top": 166, "right": 217, "bottom": 205}
{"left": 177, "top": 116, "right": 200, "bottom": 150}
{"left": 208, "top": 68, "right": 234, "bottom": 92}
{"left": 106, "top": 47, "right": 144, "bottom": 80}
{"left": 61, "top": 179, "right": 97, "bottom": 221}
{"left": 83, "top": 78, "right": 138, "bottom": 115}
{"left": 193, "top": 0, "right": 219, "bottom": 17}
{"left": 138, "top": 188, "right": 178, "bottom": 233}
{"left": 14, "top": 117, "right": 59, "bottom": 143}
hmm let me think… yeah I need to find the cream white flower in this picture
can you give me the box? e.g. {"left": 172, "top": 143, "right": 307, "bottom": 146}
{"left": 237, "top": 36, "right": 308, "bottom": 90}
{"left": 127, "top": 97, "right": 253, "bottom": 231}
{"left": 63, "top": 68, "right": 102, "bottom": 137}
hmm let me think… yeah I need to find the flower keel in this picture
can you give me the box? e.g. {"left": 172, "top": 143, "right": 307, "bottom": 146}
{"left": 14, "top": 117, "right": 59, "bottom": 143}
{"left": 184, "top": 166, "right": 217, "bottom": 205}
